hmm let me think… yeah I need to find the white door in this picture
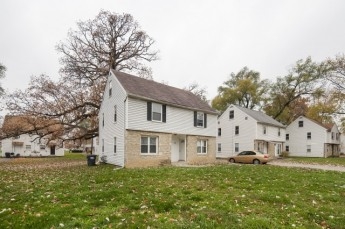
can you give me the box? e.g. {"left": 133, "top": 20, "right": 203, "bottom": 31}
{"left": 179, "top": 138, "right": 186, "bottom": 161}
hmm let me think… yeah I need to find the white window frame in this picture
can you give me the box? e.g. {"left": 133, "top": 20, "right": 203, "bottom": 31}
{"left": 217, "top": 143, "right": 221, "bottom": 153}
{"left": 286, "top": 134, "right": 289, "bottom": 141}
{"left": 263, "top": 126, "right": 267, "bottom": 135}
{"left": 235, "top": 143, "right": 239, "bottom": 153}
{"left": 114, "top": 105, "right": 117, "bottom": 123}
{"left": 278, "top": 128, "right": 281, "bottom": 136}
{"left": 298, "top": 121, "right": 303, "bottom": 127}
{"left": 40, "top": 145, "right": 46, "bottom": 150}
{"left": 229, "top": 110, "right": 234, "bottom": 119}
{"left": 196, "top": 112, "right": 204, "bottom": 127}
{"left": 141, "top": 136, "right": 158, "bottom": 155}
{"left": 307, "top": 132, "right": 311, "bottom": 140}
{"left": 26, "top": 145, "right": 31, "bottom": 150}
{"left": 307, "top": 145, "right": 311, "bottom": 153}
{"left": 109, "top": 80, "right": 112, "bottom": 97}
{"left": 197, "top": 140, "right": 207, "bottom": 154}
{"left": 102, "top": 139, "right": 104, "bottom": 152}
{"left": 113, "top": 137, "right": 117, "bottom": 154}
{"left": 152, "top": 103, "right": 162, "bottom": 122}
{"left": 235, "top": 126, "right": 239, "bottom": 135}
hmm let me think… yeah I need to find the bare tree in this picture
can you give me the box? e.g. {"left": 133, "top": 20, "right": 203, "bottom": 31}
{"left": 4, "top": 10, "right": 158, "bottom": 141}
{"left": 0, "top": 62, "right": 6, "bottom": 96}
{"left": 184, "top": 82, "right": 208, "bottom": 102}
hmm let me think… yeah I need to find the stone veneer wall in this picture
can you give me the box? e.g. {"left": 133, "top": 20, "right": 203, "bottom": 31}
{"left": 186, "top": 135, "right": 216, "bottom": 165}
{"left": 125, "top": 130, "right": 172, "bottom": 168}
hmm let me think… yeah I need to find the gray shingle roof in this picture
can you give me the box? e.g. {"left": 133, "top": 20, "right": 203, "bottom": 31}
{"left": 234, "top": 105, "right": 285, "bottom": 128}
{"left": 112, "top": 70, "right": 217, "bottom": 114}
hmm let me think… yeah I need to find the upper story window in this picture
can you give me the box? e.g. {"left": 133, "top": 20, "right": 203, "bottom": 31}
{"left": 147, "top": 102, "right": 166, "bottom": 123}
{"left": 298, "top": 121, "right": 303, "bottom": 127}
{"left": 336, "top": 133, "right": 339, "bottom": 140}
{"left": 229, "top": 110, "right": 234, "bottom": 119}
{"left": 218, "top": 128, "right": 221, "bottom": 136}
{"left": 114, "top": 105, "right": 117, "bottom": 123}
{"left": 278, "top": 128, "right": 281, "bottom": 136}
{"left": 194, "top": 111, "right": 207, "bottom": 128}
{"left": 331, "top": 132, "right": 334, "bottom": 140}
{"left": 235, "top": 126, "right": 239, "bottom": 135}
{"left": 263, "top": 126, "right": 267, "bottom": 135}
{"left": 286, "top": 134, "right": 289, "bottom": 140}
{"left": 109, "top": 80, "right": 112, "bottom": 97}
{"left": 307, "top": 132, "right": 311, "bottom": 140}
{"left": 102, "top": 113, "right": 104, "bottom": 127}
{"left": 141, "top": 136, "right": 157, "bottom": 154}
{"left": 197, "top": 140, "right": 207, "bottom": 154}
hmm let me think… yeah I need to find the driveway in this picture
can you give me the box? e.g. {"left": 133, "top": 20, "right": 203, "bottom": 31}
{"left": 268, "top": 159, "right": 345, "bottom": 172}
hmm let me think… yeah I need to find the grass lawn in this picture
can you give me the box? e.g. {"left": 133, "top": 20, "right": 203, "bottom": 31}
{"left": 284, "top": 156, "right": 345, "bottom": 166}
{"left": 0, "top": 157, "right": 345, "bottom": 228}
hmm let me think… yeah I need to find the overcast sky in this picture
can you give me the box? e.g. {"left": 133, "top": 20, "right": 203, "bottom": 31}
{"left": 1, "top": 0, "right": 345, "bottom": 104}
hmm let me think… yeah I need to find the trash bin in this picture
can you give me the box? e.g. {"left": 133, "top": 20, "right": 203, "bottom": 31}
{"left": 87, "top": 154, "right": 97, "bottom": 166}
{"left": 5, "top": 152, "right": 11, "bottom": 158}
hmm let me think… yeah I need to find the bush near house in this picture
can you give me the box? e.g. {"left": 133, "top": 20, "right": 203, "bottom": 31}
{"left": 0, "top": 158, "right": 344, "bottom": 228}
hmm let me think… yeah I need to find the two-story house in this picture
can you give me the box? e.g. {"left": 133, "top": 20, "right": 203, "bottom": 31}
{"left": 285, "top": 116, "right": 341, "bottom": 157}
{"left": 98, "top": 70, "right": 218, "bottom": 168}
{"left": 217, "top": 104, "right": 286, "bottom": 158}
{"left": 1, "top": 115, "right": 65, "bottom": 157}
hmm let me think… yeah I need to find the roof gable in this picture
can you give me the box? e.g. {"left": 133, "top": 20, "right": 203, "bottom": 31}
{"left": 295, "top": 116, "right": 336, "bottom": 132}
{"left": 111, "top": 70, "right": 217, "bottom": 114}
{"left": 232, "top": 105, "right": 285, "bottom": 128}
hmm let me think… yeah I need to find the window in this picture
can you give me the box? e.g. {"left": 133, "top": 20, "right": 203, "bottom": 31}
{"left": 218, "top": 128, "right": 221, "bottom": 136}
{"left": 235, "top": 143, "right": 239, "bottom": 153}
{"left": 197, "top": 140, "right": 207, "bottom": 154}
{"left": 114, "top": 105, "right": 117, "bottom": 122}
{"left": 336, "top": 133, "right": 339, "bottom": 140}
{"left": 109, "top": 80, "right": 112, "bottom": 97}
{"left": 147, "top": 102, "right": 166, "bottom": 122}
{"left": 307, "top": 132, "right": 311, "bottom": 140}
{"left": 13, "top": 136, "right": 20, "bottom": 139}
{"left": 196, "top": 112, "right": 204, "bottom": 127}
{"left": 102, "top": 113, "right": 104, "bottom": 127}
{"left": 26, "top": 145, "right": 31, "bottom": 150}
{"left": 113, "top": 137, "right": 117, "bottom": 154}
{"left": 152, "top": 103, "right": 162, "bottom": 121}
{"left": 141, "top": 136, "right": 157, "bottom": 154}
{"left": 40, "top": 145, "right": 46, "bottom": 150}
{"left": 229, "top": 110, "right": 234, "bottom": 119}
{"left": 263, "top": 126, "right": 267, "bottom": 135}
{"left": 286, "top": 146, "right": 289, "bottom": 152}
{"left": 217, "top": 143, "right": 221, "bottom": 152}
{"left": 102, "top": 139, "right": 104, "bottom": 152}
{"left": 307, "top": 145, "right": 311, "bottom": 153}
{"left": 278, "top": 128, "right": 281, "bottom": 136}
{"left": 331, "top": 132, "right": 334, "bottom": 140}
{"left": 298, "top": 121, "right": 303, "bottom": 127}
{"left": 235, "top": 126, "right": 239, "bottom": 135}
{"left": 286, "top": 134, "right": 289, "bottom": 141}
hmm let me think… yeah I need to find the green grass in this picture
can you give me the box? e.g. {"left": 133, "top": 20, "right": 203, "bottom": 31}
{"left": 0, "top": 158, "right": 345, "bottom": 228}
{"left": 285, "top": 156, "right": 345, "bottom": 166}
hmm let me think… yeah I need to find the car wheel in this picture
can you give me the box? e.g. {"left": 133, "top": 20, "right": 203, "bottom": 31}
{"left": 229, "top": 158, "right": 235, "bottom": 163}
{"left": 253, "top": 159, "right": 260, "bottom": 165}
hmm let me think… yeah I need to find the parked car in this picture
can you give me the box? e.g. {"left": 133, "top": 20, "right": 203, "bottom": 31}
{"left": 229, "top": 151, "right": 271, "bottom": 164}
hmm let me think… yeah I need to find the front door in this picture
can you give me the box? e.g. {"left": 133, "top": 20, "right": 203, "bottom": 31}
{"left": 50, "top": 146, "right": 56, "bottom": 155}
{"left": 179, "top": 138, "right": 186, "bottom": 161}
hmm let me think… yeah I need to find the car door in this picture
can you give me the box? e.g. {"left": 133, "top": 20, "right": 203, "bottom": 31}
{"left": 236, "top": 151, "right": 247, "bottom": 163}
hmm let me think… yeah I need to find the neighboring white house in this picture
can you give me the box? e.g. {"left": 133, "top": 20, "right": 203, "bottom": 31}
{"left": 98, "top": 70, "right": 218, "bottom": 168}
{"left": 285, "top": 116, "right": 341, "bottom": 157}
{"left": 217, "top": 104, "right": 286, "bottom": 158}
{"left": 1, "top": 116, "right": 64, "bottom": 157}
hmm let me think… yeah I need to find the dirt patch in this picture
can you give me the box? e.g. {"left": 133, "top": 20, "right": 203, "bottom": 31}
{"left": 268, "top": 159, "right": 345, "bottom": 172}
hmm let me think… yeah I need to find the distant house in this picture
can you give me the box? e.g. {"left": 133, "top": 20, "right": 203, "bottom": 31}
{"left": 1, "top": 116, "right": 64, "bottom": 157}
{"left": 98, "top": 70, "right": 218, "bottom": 168}
{"left": 217, "top": 104, "right": 286, "bottom": 158}
{"left": 285, "top": 116, "right": 341, "bottom": 157}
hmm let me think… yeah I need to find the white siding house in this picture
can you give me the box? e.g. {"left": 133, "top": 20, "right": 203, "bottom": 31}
{"left": 217, "top": 104, "right": 285, "bottom": 158}
{"left": 285, "top": 116, "right": 341, "bottom": 157}
{"left": 1, "top": 116, "right": 64, "bottom": 157}
{"left": 98, "top": 70, "right": 218, "bottom": 168}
